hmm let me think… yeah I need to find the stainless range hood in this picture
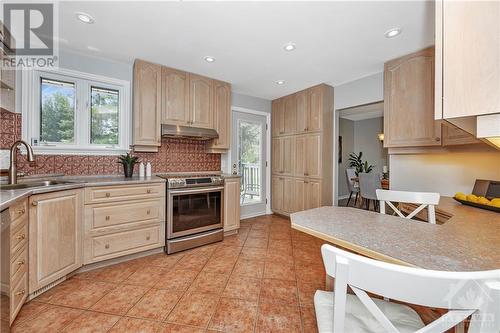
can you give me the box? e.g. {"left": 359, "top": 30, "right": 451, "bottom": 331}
{"left": 161, "top": 124, "right": 219, "bottom": 140}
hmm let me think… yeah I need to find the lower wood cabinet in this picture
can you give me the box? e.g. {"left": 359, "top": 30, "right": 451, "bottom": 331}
{"left": 223, "top": 177, "right": 241, "bottom": 233}
{"left": 272, "top": 176, "right": 322, "bottom": 216}
{"left": 28, "top": 189, "right": 83, "bottom": 293}
{"left": 83, "top": 183, "right": 165, "bottom": 264}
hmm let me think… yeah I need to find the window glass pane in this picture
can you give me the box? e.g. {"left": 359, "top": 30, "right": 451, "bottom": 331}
{"left": 238, "top": 120, "right": 262, "bottom": 204}
{"left": 91, "top": 86, "right": 119, "bottom": 145}
{"left": 40, "top": 78, "right": 75, "bottom": 143}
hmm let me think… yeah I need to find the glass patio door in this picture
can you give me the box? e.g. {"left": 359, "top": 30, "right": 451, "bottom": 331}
{"left": 231, "top": 111, "right": 267, "bottom": 217}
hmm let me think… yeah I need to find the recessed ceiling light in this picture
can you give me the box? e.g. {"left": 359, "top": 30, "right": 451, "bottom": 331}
{"left": 204, "top": 56, "right": 215, "bottom": 63}
{"left": 276, "top": 80, "right": 285, "bottom": 85}
{"left": 283, "top": 42, "right": 296, "bottom": 51}
{"left": 384, "top": 28, "right": 401, "bottom": 38}
{"left": 76, "top": 12, "right": 95, "bottom": 24}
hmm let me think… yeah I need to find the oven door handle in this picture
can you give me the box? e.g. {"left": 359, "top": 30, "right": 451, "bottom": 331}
{"left": 168, "top": 186, "right": 224, "bottom": 195}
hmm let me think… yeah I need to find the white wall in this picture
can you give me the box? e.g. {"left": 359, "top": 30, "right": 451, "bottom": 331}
{"left": 232, "top": 92, "right": 271, "bottom": 113}
{"left": 353, "top": 117, "right": 387, "bottom": 176}
{"left": 390, "top": 151, "right": 500, "bottom": 196}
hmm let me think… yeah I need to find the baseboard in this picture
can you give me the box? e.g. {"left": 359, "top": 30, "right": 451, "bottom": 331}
{"left": 240, "top": 211, "right": 268, "bottom": 220}
{"left": 337, "top": 194, "right": 350, "bottom": 200}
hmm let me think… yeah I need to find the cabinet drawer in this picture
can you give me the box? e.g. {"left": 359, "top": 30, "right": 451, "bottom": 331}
{"left": 10, "top": 272, "right": 28, "bottom": 325}
{"left": 11, "top": 246, "right": 28, "bottom": 283}
{"left": 85, "top": 183, "right": 164, "bottom": 204}
{"left": 9, "top": 199, "right": 27, "bottom": 222}
{"left": 88, "top": 199, "right": 162, "bottom": 230}
{"left": 88, "top": 225, "right": 163, "bottom": 262}
{"left": 10, "top": 219, "right": 28, "bottom": 256}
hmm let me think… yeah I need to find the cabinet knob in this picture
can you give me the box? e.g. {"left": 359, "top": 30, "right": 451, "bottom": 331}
{"left": 32, "top": 201, "right": 38, "bottom": 206}
{"left": 105, "top": 215, "right": 110, "bottom": 221}
{"left": 15, "top": 290, "right": 25, "bottom": 296}
{"left": 147, "top": 189, "right": 151, "bottom": 194}
{"left": 435, "top": 137, "right": 441, "bottom": 142}
{"left": 146, "top": 210, "right": 151, "bottom": 215}
{"left": 105, "top": 193, "right": 111, "bottom": 197}
{"left": 17, "top": 259, "right": 25, "bottom": 266}
{"left": 16, "top": 234, "right": 26, "bottom": 240}
{"left": 105, "top": 244, "right": 110, "bottom": 249}
{"left": 17, "top": 208, "right": 25, "bottom": 214}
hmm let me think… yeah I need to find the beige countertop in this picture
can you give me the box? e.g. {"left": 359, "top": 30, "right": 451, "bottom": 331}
{"left": 290, "top": 197, "right": 500, "bottom": 272}
{"left": 0, "top": 175, "right": 166, "bottom": 211}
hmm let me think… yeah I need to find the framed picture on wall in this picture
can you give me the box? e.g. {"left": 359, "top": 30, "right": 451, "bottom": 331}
{"left": 338, "top": 136, "right": 342, "bottom": 164}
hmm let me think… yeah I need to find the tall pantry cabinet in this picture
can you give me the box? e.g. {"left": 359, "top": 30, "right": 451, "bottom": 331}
{"left": 271, "top": 84, "right": 334, "bottom": 216}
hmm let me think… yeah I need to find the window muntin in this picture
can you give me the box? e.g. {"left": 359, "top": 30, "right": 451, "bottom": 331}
{"left": 90, "top": 86, "right": 119, "bottom": 145}
{"left": 40, "top": 78, "right": 76, "bottom": 144}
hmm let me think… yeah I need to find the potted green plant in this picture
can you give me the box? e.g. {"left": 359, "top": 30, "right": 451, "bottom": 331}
{"left": 117, "top": 153, "right": 139, "bottom": 177}
{"left": 348, "top": 152, "right": 374, "bottom": 176}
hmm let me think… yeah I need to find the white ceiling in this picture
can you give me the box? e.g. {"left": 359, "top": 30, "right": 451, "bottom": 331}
{"left": 339, "top": 102, "right": 384, "bottom": 121}
{"left": 57, "top": 1, "right": 434, "bottom": 100}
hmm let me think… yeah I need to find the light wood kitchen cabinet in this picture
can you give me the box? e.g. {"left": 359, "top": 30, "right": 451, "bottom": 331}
{"left": 384, "top": 47, "right": 441, "bottom": 148}
{"left": 283, "top": 95, "right": 296, "bottom": 135}
{"left": 272, "top": 136, "right": 295, "bottom": 176}
{"left": 133, "top": 60, "right": 162, "bottom": 152}
{"left": 435, "top": 1, "right": 500, "bottom": 120}
{"left": 271, "top": 84, "right": 333, "bottom": 217}
{"left": 208, "top": 80, "right": 232, "bottom": 151}
{"left": 223, "top": 177, "right": 241, "bottom": 233}
{"left": 442, "top": 122, "right": 482, "bottom": 146}
{"left": 189, "top": 73, "right": 213, "bottom": 129}
{"left": 161, "top": 66, "right": 189, "bottom": 126}
{"left": 272, "top": 98, "right": 285, "bottom": 137}
{"left": 28, "top": 189, "right": 82, "bottom": 293}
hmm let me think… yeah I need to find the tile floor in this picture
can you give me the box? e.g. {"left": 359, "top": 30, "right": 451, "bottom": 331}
{"left": 11, "top": 214, "right": 327, "bottom": 333}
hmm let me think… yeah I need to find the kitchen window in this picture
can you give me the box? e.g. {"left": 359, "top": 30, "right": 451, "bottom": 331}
{"left": 22, "top": 69, "right": 130, "bottom": 154}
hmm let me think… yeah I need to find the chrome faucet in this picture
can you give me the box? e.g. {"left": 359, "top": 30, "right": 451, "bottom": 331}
{"left": 8, "top": 140, "right": 35, "bottom": 185}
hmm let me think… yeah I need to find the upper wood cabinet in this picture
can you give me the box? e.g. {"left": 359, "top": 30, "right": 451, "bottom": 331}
{"left": 161, "top": 67, "right": 189, "bottom": 126}
{"left": 384, "top": 47, "right": 441, "bottom": 148}
{"left": 283, "top": 95, "right": 297, "bottom": 135}
{"left": 442, "top": 122, "right": 482, "bottom": 146}
{"left": 295, "top": 90, "right": 308, "bottom": 133}
{"left": 189, "top": 74, "right": 213, "bottom": 129}
{"left": 208, "top": 80, "right": 232, "bottom": 151}
{"left": 29, "top": 189, "right": 82, "bottom": 293}
{"left": 308, "top": 85, "right": 323, "bottom": 132}
{"left": 133, "top": 60, "right": 162, "bottom": 152}
{"left": 272, "top": 98, "right": 285, "bottom": 137}
{"left": 435, "top": 1, "right": 500, "bottom": 120}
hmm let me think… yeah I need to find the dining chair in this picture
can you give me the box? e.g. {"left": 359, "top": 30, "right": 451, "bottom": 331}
{"left": 376, "top": 189, "right": 440, "bottom": 224}
{"left": 315, "top": 244, "right": 500, "bottom": 333}
{"left": 358, "top": 173, "right": 382, "bottom": 211}
{"left": 345, "top": 168, "right": 359, "bottom": 207}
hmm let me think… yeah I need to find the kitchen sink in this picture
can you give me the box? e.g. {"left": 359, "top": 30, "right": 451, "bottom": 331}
{"left": 0, "top": 180, "right": 78, "bottom": 191}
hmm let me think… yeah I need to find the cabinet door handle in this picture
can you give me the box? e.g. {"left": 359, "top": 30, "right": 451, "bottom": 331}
{"left": 146, "top": 235, "right": 151, "bottom": 240}
{"left": 435, "top": 137, "right": 441, "bottom": 142}
{"left": 105, "top": 244, "right": 110, "bottom": 249}
{"left": 105, "top": 215, "right": 110, "bottom": 221}
{"left": 16, "top": 234, "right": 26, "bottom": 240}
{"left": 17, "top": 208, "right": 25, "bottom": 214}
{"left": 146, "top": 210, "right": 151, "bottom": 215}
{"left": 147, "top": 189, "right": 151, "bottom": 194}
{"left": 32, "top": 201, "right": 38, "bottom": 206}
{"left": 15, "top": 290, "right": 25, "bottom": 296}
{"left": 17, "top": 259, "right": 25, "bottom": 266}
{"left": 105, "top": 192, "right": 111, "bottom": 197}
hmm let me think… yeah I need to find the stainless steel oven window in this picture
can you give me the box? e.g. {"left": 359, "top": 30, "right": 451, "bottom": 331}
{"left": 167, "top": 186, "right": 224, "bottom": 239}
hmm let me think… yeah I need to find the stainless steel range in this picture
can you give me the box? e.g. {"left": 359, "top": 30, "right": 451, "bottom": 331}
{"left": 157, "top": 174, "right": 224, "bottom": 254}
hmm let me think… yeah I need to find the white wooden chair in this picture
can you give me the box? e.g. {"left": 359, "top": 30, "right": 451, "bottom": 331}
{"left": 315, "top": 244, "right": 500, "bottom": 333}
{"left": 376, "top": 189, "right": 440, "bottom": 224}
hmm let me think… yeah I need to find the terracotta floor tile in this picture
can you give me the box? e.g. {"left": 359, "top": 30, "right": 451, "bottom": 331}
{"left": 158, "top": 323, "right": 205, "bottom": 333}
{"left": 260, "top": 278, "right": 299, "bottom": 306}
{"left": 12, "top": 305, "right": 83, "bottom": 333}
{"left": 127, "top": 289, "right": 183, "bottom": 321}
{"left": 174, "top": 254, "right": 209, "bottom": 271}
{"left": 153, "top": 269, "right": 199, "bottom": 291}
{"left": 239, "top": 247, "right": 267, "bottom": 261}
{"left": 232, "top": 258, "right": 265, "bottom": 278}
{"left": 140, "top": 253, "right": 184, "bottom": 268}
{"left": 77, "top": 262, "right": 138, "bottom": 283}
{"left": 263, "top": 261, "right": 296, "bottom": 281}
{"left": 265, "top": 248, "right": 295, "bottom": 264}
{"left": 208, "top": 297, "right": 258, "bottom": 333}
{"left": 243, "top": 237, "right": 268, "bottom": 249}
{"left": 11, "top": 301, "right": 49, "bottom": 325}
{"left": 91, "top": 284, "right": 149, "bottom": 315}
{"left": 124, "top": 266, "right": 166, "bottom": 287}
{"left": 34, "top": 278, "right": 79, "bottom": 303}
{"left": 223, "top": 275, "right": 261, "bottom": 303}
{"left": 220, "top": 234, "right": 247, "bottom": 247}
{"left": 256, "top": 302, "right": 302, "bottom": 333}
{"left": 202, "top": 255, "right": 238, "bottom": 274}
{"left": 166, "top": 292, "right": 220, "bottom": 327}
{"left": 248, "top": 228, "right": 269, "bottom": 239}
{"left": 212, "top": 245, "right": 242, "bottom": 258}
{"left": 300, "top": 306, "right": 318, "bottom": 333}
{"left": 108, "top": 317, "right": 160, "bottom": 333}
{"left": 294, "top": 262, "right": 326, "bottom": 285}
{"left": 47, "top": 279, "right": 116, "bottom": 309}
{"left": 61, "top": 311, "right": 120, "bottom": 332}
{"left": 188, "top": 271, "right": 230, "bottom": 294}
{"left": 297, "top": 281, "right": 324, "bottom": 307}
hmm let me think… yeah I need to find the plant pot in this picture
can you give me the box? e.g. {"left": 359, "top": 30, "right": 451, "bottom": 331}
{"left": 122, "top": 163, "right": 134, "bottom": 178}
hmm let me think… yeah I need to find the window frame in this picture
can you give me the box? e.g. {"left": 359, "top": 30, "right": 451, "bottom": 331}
{"left": 22, "top": 68, "right": 130, "bottom": 155}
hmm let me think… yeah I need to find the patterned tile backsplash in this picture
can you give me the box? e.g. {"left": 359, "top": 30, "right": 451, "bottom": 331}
{"left": 0, "top": 109, "right": 221, "bottom": 175}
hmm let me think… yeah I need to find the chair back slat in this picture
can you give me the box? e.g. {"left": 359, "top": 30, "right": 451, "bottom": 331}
{"left": 321, "top": 244, "right": 500, "bottom": 333}
{"left": 351, "top": 286, "right": 399, "bottom": 333}
{"left": 376, "top": 189, "right": 440, "bottom": 224}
